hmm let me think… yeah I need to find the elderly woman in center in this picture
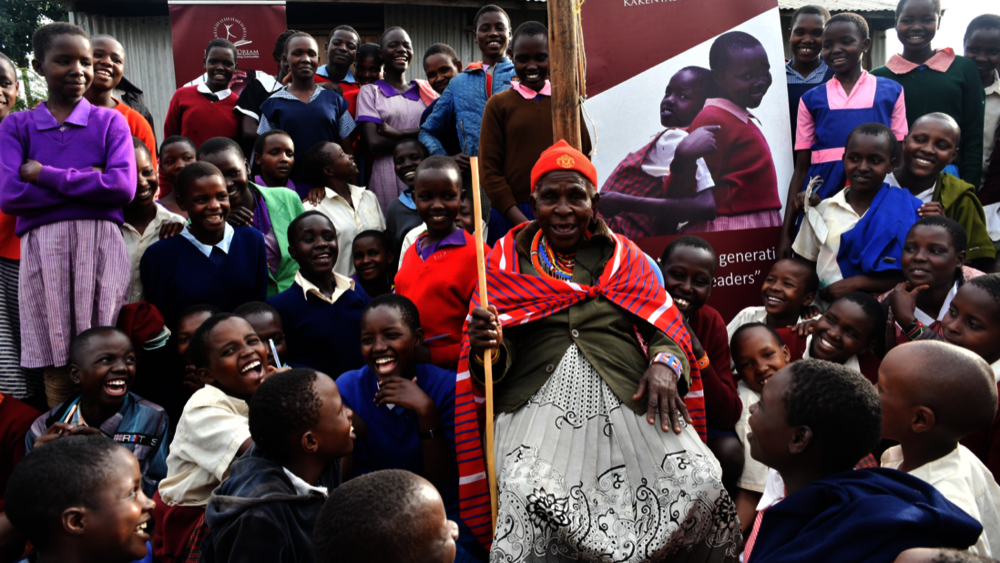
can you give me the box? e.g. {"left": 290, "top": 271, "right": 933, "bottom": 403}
{"left": 459, "top": 140, "right": 741, "bottom": 562}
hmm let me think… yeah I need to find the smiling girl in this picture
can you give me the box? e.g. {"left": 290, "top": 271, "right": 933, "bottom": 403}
{"left": 0, "top": 23, "right": 136, "bottom": 408}
{"left": 779, "top": 12, "right": 907, "bottom": 257}
{"left": 164, "top": 38, "right": 241, "bottom": 148}
{"left": 872, "top": 0, "right": 985, "bottom": 188}
{"left": 358, "top": 26, "right": 438, "bottom": 212}
{"left": 258, "top": 32, "right": 355, "bottom": 199}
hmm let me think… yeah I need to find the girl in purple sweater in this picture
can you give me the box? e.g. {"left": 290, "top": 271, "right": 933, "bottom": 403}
{"left": 0, "top": 23, "right": 136, "bottom": 408}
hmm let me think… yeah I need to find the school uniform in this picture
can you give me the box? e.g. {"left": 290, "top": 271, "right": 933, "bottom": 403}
{"left": 234, "top": 72, "right": 282, "bottom": 125}
{"left": 115, "top": 98, "right": 158, "bottom": 171}
{"left": 384, "top": 189, "right": 422, "bottom": 260}
{"left": 303, "top": 185, "right": 384, "bottom": 277}
{"left": 873, "top": 49, "right": 986, "bottom": 188}
{"left": 254, "top": 175, "right": 301, "bottom": 197}
{"left": 258, "top": 86, "right": 356, "bottom": 199}
{"left": 726, "top": 307, "right": 810, "bottom": 343}
{"left": 163, "top": 83, "right": 240, "bottom": 148}
{"left": 154, "top": 384, "right": 250, "bottom": 563}
{"left": 335, "top": 363, "right": 485, "bottom": 562}
{"left": 201, "top": 445, "right": 341, "bottom": 563}
{"left": 266, "top": 271, "right": 369, "bottom": 379}
{"left": 600, "top": 128, "right": 714, "bottom": 240}
{"left": 886, "top": 172, "right": 996, "bottom": 262}
{"left": 786, "top": 59, "right": 834, "bottom": 147}
{"left": 682, "top": 99, "right": 783, "bottom": 233}
{"left": 120, "top": 205, "right": 185, "bottom": 304}
{"left": 357, "top": 80, "right": 436, "bottom": 211}
{"left": 397, "top": 223, "right": 426, "bottom": 270}
{"left": 0, "top": 394, "right": 39, "bottom": 513}
{"left": 882, "top": 445, "right": 1000, "bottom": 557}
{"left": 140, "top": 224, "right": 269, "bottom": 328}
{"left": 247, "top": 183, "right": 306, "bottom": 296}
{"left": 791, "top": 188, "right": 863, "bottom": 288}
{"left": 983, "top": 72, "right": 999, "bottom": 180}
{"left": 394, "top": 230, "right": 486, "bottom": 370}
{"left": 0, "top": 98, "right": 135, "bottom": 370}
{"left": 735, "top": 380, "right": 767, "bottom": 493}
{"left": 315, "top": 67, "right": 361, "bottom": 117}
{"left": 795, "top": 71, "right": 907, "bottom": 201}
{"left": 687, "top": 305, "right": 741, "bottom": 431}
{"left": 836, "top": 185, "right": 922, "bottom": 280}
{"left": 25, "top": 391, "right": 169, "bottom": 497}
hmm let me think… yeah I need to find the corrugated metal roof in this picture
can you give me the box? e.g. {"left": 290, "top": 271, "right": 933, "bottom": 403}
{"left": 778, "top": 0, "right": 896, "bottom": 11}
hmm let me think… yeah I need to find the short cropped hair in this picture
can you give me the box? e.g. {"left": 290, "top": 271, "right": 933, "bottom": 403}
{"left": 0, "top": 51, "right": 14, "bottom": 71}
{"left": 364, "top": 294, "right": 421, "bottom": 334}
{"left": 414, "top": 155, "right": 462, "bottom": 184}
{"left": 356, "top": 43, "right": 382, "bottom": 66}
{"left": 896, "top": 0, "right": 940, "bottom": 19}
{"left": 287, "top": 210, "right": 334, "bottom": 246}
{"left": 197, "top": 136, "right": 243, "bottom": 161}
{"left": 328, "top": 25, "right": 360, "bottom": 44}
{"left": 730, "top": 321, "right": 784, "bottom": 354}
{"left": 826, "top": 12, "right": 870, "bottom": 41}
{"left": 784, "top": 359, "right": 882, "bottom": 469}
{"left": 790, "top": 5, "right": 831, "bottom": 27}
{"left": 353, "top": 229, "right": 391, "bottom": 253}
{"left": 423, "top": 43, "right": 459, "bottom": 66}
{"left": 179, "top": 303, "right": 222, "bottom": 323}
{"left": 773, "top": 257, "right": 820, "bottom": 295}
{"left": 967, "top": 274, "right": 1000, "bottom": 323}
{"left": 909, "top": 216, "right": 968, "bottom": 254}
{"left": 300, "top": 141, "right": 335, "bottom": 186}
{"left": 160, "top": 135, "right": 195, "bottom": 155}
{"left": 380, "top": 26, "right": 407, "bottom": 46}
{"left": 234, "top": 301, "right": 281, "bottom": 320}
{"left": 205, "top": 38, "right": 238, "bottom": 63}
{"left": 253, "top": 129, "right": 293, "bottom": 157}
{"left": 314, "top": 469, "right": 434, "bottom": 563}
{"left": 395, "top": 137, "right": 429, "bottom": 158}
{"left": 709, "top": 31, "right": 764, "bottom": 73}
{"left": 5, "top": 436, "right": 122, "bottom": 545}
{"left": 965, "top": 14, "right": 1000, "bottom": 44}
{"left": 512, "top": 21, "right": 547, "bottom": 51}
{"left": 249, "top": 368, "right": 323, "bottom": 458}
{"left": 132, "top": 136, "right": 152, "bottom": 161}
{"left": 845, "top": 122, "right": 897, "bottom": 156}
{"left": 273, "top": 29, "right": 302, "bottom": 62}
{"left": 69, "top": 326, "right": 127, "bottom": 367}
{"left": 474, "top": 4, "right": 510, "bottom": 29}
{"left": 32, "top": 22, "right": 88, "bottom": 63}
{"left": 188, "top": 313, "right": 239, "bottom": 369}
{"left": 174, "top": 161, "right": 224, "bottom": 201}
{"left": 833, "top": 291, "right": 885, "bottom": 343}
{"left": 660, "top": 235, "right": 718, "bottom": 266}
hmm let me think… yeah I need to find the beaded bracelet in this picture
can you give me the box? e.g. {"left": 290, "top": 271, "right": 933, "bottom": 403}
{"left": 694, "top": 352, "right": 710, "bottom": 370}
{"left": 906, "top": 320, "right": 925, "bottom": 341}
{"left": 651, "top": 352, "right": 684, "bottom": 380}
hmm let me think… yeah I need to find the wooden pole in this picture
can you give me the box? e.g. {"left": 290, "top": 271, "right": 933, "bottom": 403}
{"left": 547, "top": 0, "right": 582, "bottom": 151}
{"left": 469, "top": 156, "right": 499, "bottom": 531}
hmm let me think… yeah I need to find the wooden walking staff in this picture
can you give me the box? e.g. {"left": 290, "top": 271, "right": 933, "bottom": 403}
{"left": 548, "top": 0, "right": 585, "bottom": 151}
{"left": 469, "top": 156, "right": 499, "bottom": 530}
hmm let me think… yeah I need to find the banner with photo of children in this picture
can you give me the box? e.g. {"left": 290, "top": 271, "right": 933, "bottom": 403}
{"left": 583, "top": 0, "right": 792, "bottom": 319}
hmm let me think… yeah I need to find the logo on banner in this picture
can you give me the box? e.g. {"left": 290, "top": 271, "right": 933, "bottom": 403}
{"left": 214, "top": 17, "right": 260, "bottom": 60}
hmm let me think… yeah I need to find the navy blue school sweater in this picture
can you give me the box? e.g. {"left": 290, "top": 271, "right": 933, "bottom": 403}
{"left": 140, "top": 226, "right": 269, "bottom": 328}
{"left": 266, "top": 282, "right": 370, "bottom": 379}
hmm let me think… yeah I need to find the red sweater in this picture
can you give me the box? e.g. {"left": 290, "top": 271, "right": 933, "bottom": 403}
{"left": 687, "top": 105, "right": 781, "bottom": 216}
{"left": 116, "top": 99, "right": 157, "bottom": 171}
{"left": 394, "top": 231, "right": 488, "bottom": 370}
{"left": 688, "top": 305, "right": 742, "bottom": 430}
{"left": 163, "top": 86, "right": 240, "bottom": 148}
{"left": 0, "top": 394, "right": 40, "bottom": 512}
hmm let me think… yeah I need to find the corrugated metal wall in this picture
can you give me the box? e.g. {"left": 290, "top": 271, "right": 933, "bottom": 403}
{"left": 384, "top": 4, "right": 545, "bottom": 83}
{"left": 69, "top": 12, "right": 175, "bottom": 141}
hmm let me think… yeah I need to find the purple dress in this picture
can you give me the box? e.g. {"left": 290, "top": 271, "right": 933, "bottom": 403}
{"left": 0, "top": 99, "right": 135, "bottom": 368}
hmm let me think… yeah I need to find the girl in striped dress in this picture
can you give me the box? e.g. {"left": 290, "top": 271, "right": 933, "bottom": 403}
{"left": 0, "top": 23, "right": 135, "bottom": 408}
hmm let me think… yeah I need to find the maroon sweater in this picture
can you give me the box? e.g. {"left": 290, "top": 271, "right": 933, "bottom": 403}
{"left": 163, "top": 86, "right": 240, "bottom": 148}
{"left": 688, "top": 305, "right": 741, "bottom": 430}
{"left": 0, "top": 394, "right": 40, "bottom": 512}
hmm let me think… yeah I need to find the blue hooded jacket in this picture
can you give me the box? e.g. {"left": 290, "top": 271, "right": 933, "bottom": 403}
{"left": 837, "top": 185, "right": 922, "bottom": 279}
{"left": 751, "top": 468, "right": 983, "bottom": 563}
{"left": 418, "top": 58, "right": 515, "bottom": 157}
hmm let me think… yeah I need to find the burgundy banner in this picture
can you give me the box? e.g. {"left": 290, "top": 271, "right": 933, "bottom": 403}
{"left": 168, "top": 2, "right": 287, "bottom": 89}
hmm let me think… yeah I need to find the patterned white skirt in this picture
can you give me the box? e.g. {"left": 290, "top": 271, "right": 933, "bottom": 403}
{"left": 492, "top": 345, "right": 741, "bottom": 563}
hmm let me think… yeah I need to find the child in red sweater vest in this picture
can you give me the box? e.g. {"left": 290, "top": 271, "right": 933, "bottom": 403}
{"left": 394, "top": 156, "right": 488, "bottom": 370}
{"left": 659, "top": 235, "right": 744, "bottom": 494}
{"left": 682, "top": 31, "right": 783, "bottom": 233}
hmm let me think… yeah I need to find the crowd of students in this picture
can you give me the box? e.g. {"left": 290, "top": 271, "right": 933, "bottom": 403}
{"left": 0, "top": 0, "right": 999, "bottom": 562}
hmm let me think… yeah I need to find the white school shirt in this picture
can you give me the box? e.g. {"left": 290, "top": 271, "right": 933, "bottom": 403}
{"left": 882, "top": 445, "right": 1000, "bottom": 557}
{"left": 158, "top": 385, "right": 251, "bottom": 506}
{"left": 303, "top": 185, "right": 385, "bottom": 277}
{"left": 885, "top": 172, "right": 934, "bottom": 203}
{"left": 735, "top": 380, "right": 768, "bottom": 493}
{"left": 120, "top": 205, "right": 185, "bottom": 303}
{"left": 791, "top": 188, "right": 863, "bottom": 288}
{"left": 180, "top": 223, "right": 235, "bottom": 257}
{"left": 985, "top": 72, "right": 1000, "bottom": 179}
{"left": 640, "top": 128, "right": 714, "bottom": 193}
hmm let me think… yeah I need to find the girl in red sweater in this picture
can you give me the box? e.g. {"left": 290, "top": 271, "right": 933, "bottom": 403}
{"left": 163, "top": 38, "right": 241, "bottom": 148}
{"left": 394, "top": 156, "right": 488, "bottom": 370}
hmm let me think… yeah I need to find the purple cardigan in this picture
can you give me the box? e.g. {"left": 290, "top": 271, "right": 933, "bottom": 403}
{"left": 0, "top": 98, "right": 136, "bottom": 236}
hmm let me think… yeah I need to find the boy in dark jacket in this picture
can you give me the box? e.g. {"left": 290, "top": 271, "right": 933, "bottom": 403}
{"left": 200, "top": 368, "right": 355, "bottom": 563}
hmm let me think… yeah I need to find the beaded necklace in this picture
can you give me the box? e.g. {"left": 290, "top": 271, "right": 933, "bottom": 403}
{"left": 530, "top": 229, "right": 577, "bottom": 282}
